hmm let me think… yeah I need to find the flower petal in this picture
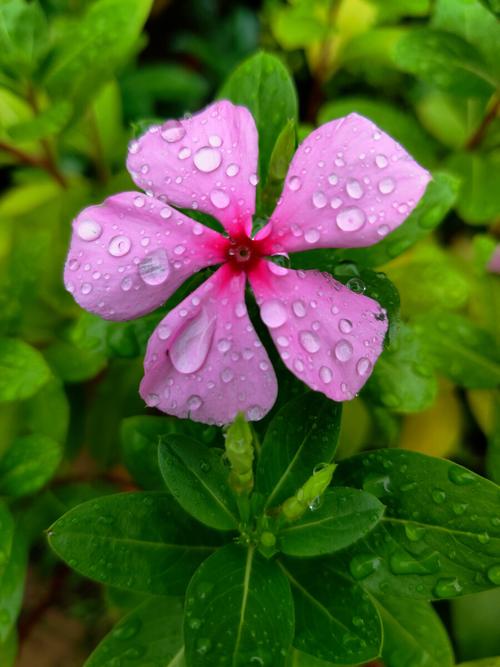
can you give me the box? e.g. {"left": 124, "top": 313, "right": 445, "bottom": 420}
{"left": 261, "top": 113, "right": 431, "bottom": 253}
{"left": 249, "top": 261, "right": 388, "bottom": 400}
{"left": 140, "top": 264, "right": 278, "bottom": 425}
{"left": 64, "top": 191, "right": 227, "bottom": 321}
{"left": 126, "top": 101, "right": 259, "bottom": 238}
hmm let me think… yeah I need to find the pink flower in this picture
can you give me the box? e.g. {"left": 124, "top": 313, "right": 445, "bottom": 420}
{"left": 64, "top": 101, "right": 430, "bottom": 425}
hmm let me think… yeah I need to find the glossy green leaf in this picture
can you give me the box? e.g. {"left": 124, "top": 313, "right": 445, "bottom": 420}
{"left": 365, "top": 323, "right": 437, "bottom": 413}
{"left": 45, "top": 0, "right": 153, "bottom": 108}
{"left": 0, "top": 338, "right": 51, "bottom": 403}
{"left": 159, "top": 435, "right": 238, "bottom": 531}
{"left": 184, "top": 544, "right": 294, "bottom": 667}
{"left": 48, "top": 492, "right": 219, "bottom": 595}
{"left": 255, "top": 393, "right": 341, "bottom": 509}
{"left": 21, "top": 377, "right": 70, "bottom": 445}
{"left": 452, "top": 588, "right": 500, "bottom": 662}
{"left": 0, "top": 434, "right": 62, "bottom": 498}
{"left": 0, "top": 503, "right": 14, "bottom": 578}
{"left": 259, "top": 118, "right": 297, "bottom": 216}
{"left": 376, "top": 596, "right": 454, "bottom": 667}
{"left": 7, "top": 101, "right": 72, "bottom": 142}
{"left": 121, "top": 416, "right": 177, "bottom": 489}
{"left": 0, "top": 0, "right": 48, "bottom": 78}
{"left": 334, "top": 449, "right": 500, "bottom": 599}
{"left": 219, "top": 51, "right": 298, "bottom": 182}
{"left": 43, "top": 338, "right": 107, "bottom": 383}
{"left": 414, "top": 312, "right": 500, "bottom": 389}
{"left": 394, "top": 29, "right": 495, "bottom": 96}
{"left": 85, "top": 596, "right": 185, "bottom": 667}
{"left": 0, "top": 530, "right": 27, "bottom": 642}
{"left": 279, "top": 487, "right": 384, "bottom": 557}
{"left": 446, "top": 152, "right": 500, "bottom": 226}
{"left": 280, "top": 558, "right": 382, "bottom": 664}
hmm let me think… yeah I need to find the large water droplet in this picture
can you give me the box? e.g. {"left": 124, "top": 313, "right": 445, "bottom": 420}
{"left": 349, "top": 554, "right": 381, "bottom": 580}
{"left": 433, "top": 577, "right": 463, "bottom": 598}
{"left": 160, "top": 119, "right": 186, "bottom": 143}
{"left": 210, "top": 189, "right": 230, "bottom": 209}
{"left": 108, "top": 235, "right": 131, "bottom": 257}
{"left": 169, "top": 308, "right": 216, "bottom": 374}
{"left": 346, "top": 179, "right": 364, "bottom": 200}
{"left": 319, "top": 366, "right": 333, "bottom": 384}
{"left": 335, "top": 339, "right": 353, "bottom": 361}
{"left": 338, "top": 318, "right": 352, "bottom": 334}
{"left": 305, "top": 229, "right": 320, "bottom": 244}
{"left": 487, "top": 564, "right": 500, "bottom": 585}
{"left": 288, "top": 176, "right": 302, "bottom": 191}
{"left": 299, "top": 330, "right": 321, "bottom": 354}
{"left": 389, "top": 549, "right": 441, "bottom": 575}
{"left": 378, "top": 178, "right": 395, "bottom": 195}
{"left": 139, "top": 249, "right": 170, "bottom": 286}
{"left": 375, "top": 154, "right": 388, "bottom": 168}
{"left": 226, "top": 163, "right": 239, "bottom": 177}
{"left": 292, "top": 300, "right": 307, "bottom": 318}
{"left": 356, "top": 357, "right": 372, "bottom": 376}
{"left": 260, "top": 299, "right": 287, "bottom": 328}
{"left": 188, "top": 395, "right": 203, "bottom": 411}
{"left": 193, "top": 147, "right": 222, "bottom": 173}
{"left": 81, "top": 283, "right": 92, "bottom": 295}
{"left": 448, "top": 465, "right": 477, "bottom": 486}
{"left": 336, "top": 207, "right": 366, "bottom": 232}
{"left": 77, "top": 220, "right": 102, "bottom": 241}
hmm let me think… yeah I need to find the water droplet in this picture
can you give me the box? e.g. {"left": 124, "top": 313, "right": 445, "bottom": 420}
{"left": 210, "top": 189, "right": 230, "bottom": 209}
{"left": 226, "top": 163, "right": 239, "bottom": 177}
{"left": 389, "top": 549, "right": 441, "bottom": 575}
{"left": 260, "top": 299, "right": 287, "bottom": 328}
{"left": 305, "top": 229, "right": 320, "bottom": 244}
{"left": 347, "top": 277, "right": 366, "bottom": 293}
{"left": 431, "top": 488, "right": 446, "bottom": 504}
{"left": 188, "top": 395, "right": 203, "bottom": 411}
{"left": 299, "top": 330, "right": 321, "bottom": 353}
{"left": 330, "top": 197, "right": 342, "bottom": 209}
{"left": 288, "top": 176, "right": 302, "bottom": 191}
{"left": 196, "top": 638, "right": 212, "bottom": 655}
{"left": 292, "top": 300, "right": 307, "bottom": 318}
{"left": 247, "top": 405, "right": 264, "bottom": 420}
{"left": 356, "top": 357, "right": 372, "bottom": 376}
{"left": 146, "top": 393, "right": 160, "bottom": 407}
{"left": 312, "top": 191, "right": 327, "bottom": 209}
{"left": 334, "top": 339, "right": 353, "bottom": 362}
{"left": 433, "top": 577, "right": 463, "bottom": 598}
{"left": 308, "top": 496, "right": 322, "bottom": 511}
{"left": 139, "top": 249, "right": 170, "bottom": 286}
{"left": 377, "top": 224, "right": 390, "bottom": 237}
{"left": 178, "top": 146, "right": 191, "bottom": 160}
{"left": 319, "top": 366, "right": 333, "bottom": 384}
{"left": 249, "top": 173, "right": 259, "bottom": 186}
{"left": 68, "top": 258, "right": 80, "bottom": 271}
{"left": 169, "top": 308, "right": 216, "bottom": 374}
{"left": 375, "top": 154, "right": 388, "bottom": 168}
{"left": 160, "top": 119, "right": 186, "bottom": 142}
{"left": 448, "top": 465, "right": 477, "bottom": 486}
{"left": 328, "top": 173, "right": 338, "bottom": 185}
{"left": 193, "top": 146, "right": 222, "bottom": 172}
{"left": 349, "top": 554, "right": 381, "bottom": 580}
{"left": 221, "top": 368, "right": 234, "bottom": 383}
{"left": 339, "top": 318, "right": 352, "bottom": 334}
{"left": 336, "top": 207, "right": 366, "bottom": 232}
{"left": 158, "top": 324, "right": 172, "bottom": 340}
{"left": 405, "top": 524, "right": 426, "bottom": 542}
{"left": 108, "top": 235, "right": 131, "bottom": 257}
{"left": 112, "top": 618, "right": 141, "bottom": 640}
{"left": 189, "top": 617, "right": 202, "bottom": 630}
{"left": 121, "top": 276, "right": 133, "bottom": 291}
{"left": 487, "top": 564, "right": 500, "bottom": 585}
{"left": 77, "top": 220, "right": 102, "bottom": 241}
{"left": 346, "top": 179, "right": 364, "bottom": 200}
{"left": 134, "top": 195, "right": 145, "bottom": 208}
{"left": 217, "top": 338, "right": 231, "bottom": 353}
{"left": 209, "top": 134, "right": 222, "bottom": 147}
{"left": 378, "top": 178, "right": 395, "bottom": 195}
{"left": 160, "top": 207, "right": 172, "bottom": 219}
{"left": 81, "top": 282, "right": 92, "bottom": 295}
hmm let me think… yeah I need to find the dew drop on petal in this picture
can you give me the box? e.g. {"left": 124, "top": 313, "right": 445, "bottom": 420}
{"left": 178, "top": 147, "right": 191, "bottom": 160}
{"left": 160, "top": 207, "right": 172, "bottom": 219}
{"left": 146, "top": 392, "right": 160, "bottom": 406}
{"left": 375, "top": 154, "right": 388, "bottom": 168}
{"left": 312, "top": 191, "right": 327, "bottom": 209}
{"left": 299, "top": 330, "right": 321, "bottom": 354}
{"left": 68, "top": 258, "right": 80, "bottom": 271}
{"left": 193, "top": 147, "right": 222, "bottom": 173}
{"left": 247, "top": 405, "right": 264, "bottom": 420}
{"left": 249, "top": 174, "right": 259, "bottom": 186}
{"left": 378, "top": 178, "right": 395, "bottom": 195}
{"left": 330, "top": 197, "right": 342, "bottom": 209}
{"left": 221, "top": 368, "right": 234, "bottom": 383}
{"left": 328, "top": 173, "right": 338, "bottom": 185}
{"left": 169, "top": 308, "right": 216, "bottom": 374}
{"left": 305, "top": 229, "right": 320, "bottom": 244}
{"left": 377, "top": 224, "right": 390, "bottom": 237}
{"left": 319, "top": 366, "right": 333, "bottom": 384}
{"left": 81, "top": 283, "right": 92, "bottom": 295}
{"left": 208, "top": 135, "right": 222, "bottom": 147}
{"left": 120, "top": 276, "right": 133, "bottom": 291}
{"left": 292, "top": 300, "right": 307, "bottom": 318}
{"left": 336, "top": 207, "right": 366, "bottom": 232}
{"left": 335, "top": 339, "right": 353, "bottom": 362}
{"left": 187, "top": 395, "right": 203, "bottom": 411}
{"left": 108, "top": 235, "right": 132, "bottom": 257}
{"left": 217, "top": 338, "right": 231, "bottom": 353}
{"left": 210, "top": 189, "right": 230, "bottom": 209}
{"left": 77, "top": 220, "right": 102, "bottom": 241}
{"left": 260, "top": 299, "right": 287, "bottom": 328}
{"left": 158, "top": 324, "right": 172, "bottom": 340}
{"left": 134, "top": 195, "right": 145, "bottom": 208}
{"left": 288, "top": 176, "right": 302, "bottom": 191}
{"left": 339, "top": 318, "right": 353, "bottom": 334}
{"left": 160, "top": 119, "right": 186, "bottom": 143}
{"left": 226, "top": 163, "right": 239, "bottom": 177}
{"left": 268, "top": 261, "right": 288, "bottom": 276}
{"left": 346, "top": 179, "right": 364, "bottom": 200}
{"left": 357, "top": 357, "right": 372, "bottom": 376}
{"left": 139, "top": 249, "right": 170, "bottom": 286}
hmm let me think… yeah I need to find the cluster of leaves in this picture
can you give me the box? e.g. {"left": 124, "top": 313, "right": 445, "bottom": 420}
{"left": 0, "top": 0, "right": 499, "bottom": 665}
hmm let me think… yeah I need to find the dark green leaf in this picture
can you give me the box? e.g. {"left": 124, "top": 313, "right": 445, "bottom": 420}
{"left": 452, "top": 588, "right": 500, "bottom": 662}
{"left": 281, "top": 558, "right": 382, "bottom": 664}
{"left": 0, "top": 629, "right": 16, "bottom": 667}
{"left": 159, "top": 435, "right": 238, "bottom": 531}
{"left": 121, "top": 416, "right": 176, "bottom": 489}
{"left": 0, "top": 530, "right": 27, "bottom": 642}
{"left": 0, "top": 0, "right": 48, "bottom": 78}
{"left": 414, "top": 312, "right": 500, "bottom": 389}
{"left": 334, "top": 449, "right": 500, "bottom": 599}
{"left": 457, "top": 659, "right": 500, "bottom": 667}
{"left": 219, "top": 51, "right": 298, "bottom": 183}
{"left": 394, "top": 29, "right": 495, "bottom": 96}
{"left": 279, "top": 488, "right": 384, "bottom": 557}
{"left": 43, "top": 338, "right": 107, "bottom": 383}
{"left": 259, "top": 118, "right": 297, "bottom": 216}
{"left": 0, "top": 503, "right": 14, "bottom": 578}
{"left": 48, "top": 492, "right": 219, "bottom": 595}
{"left": 184, "top": 544, "right": 294, "bottom": 667}
{"left": 0, "top": 434, "right": 62, "bottom": 498}
{"left": 0, "top": 338, "right": 51, "bottom": 403}
{"left": 85, "top": 596, "right": 185, "bottom": 667}
{"left": 21, "top": 377, "right": 69, "bottom": 445}
{"left": 255, "top": 392, "right": 341, "bottom": 509}
{"left": 446, "top": 152, "right": 500, "bottom": 226}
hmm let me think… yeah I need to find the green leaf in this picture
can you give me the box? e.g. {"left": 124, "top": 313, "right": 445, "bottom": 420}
{"left": 259, "top": 118, "right": 297, "bottom": 216}
{"left": 445, "top": 152, "right": 500, "bottom": 226}
{"left": 21, "top": 377, "right": 70, "bottom": 445}
{"left": 457, "top": 660, "right": 500, "bottom": 667}
{"left": 280, "top": 558, "right": 382, "bottom": 664}
{"left": 270, "top": 2, "right": 327, "bottom": 50}
{"left": 317, "top": 97, "right": 438, "bottom": 168}
{"left": 394, "top": 28, "right": 496, "bottom": 96}
{"left": 334, "top": 448, "right": 500, "bottom": 599}
{"left": 452, "top": 588, "right": 500, "bottom": 662}
{"left": 478, "top": 0, "right": 500, "bottom": 16}
{"left": 85, "top": 596, "right": 185, "bottom": 667}
{"left": 0, "top": 338, "right": 51, "bottom": 403}
{"left": 7, "top": 101, "right": 72, "bottom": 142}
{"left": 0, "top": 503, "right": 14, "bottom": 578}
{"left": 0, "top": 434, "right": 62, "bottom": 498}
{"left": 414, "top": 312, "right": 500, "bottom": 389}
{"left": 376, "top": 596, "right": 454, "bottom": 667}
{"left": 219, "top": 51, "right": 298, "bottom": 184}
{"left": 279, "top": 488, "right": 384, "bottom": 557}
{"left": 121, "top": 416, "right": 176, "bottom": 489}
{"left": 48, "top": 492, "right": 219, "bottom": 595}
{"left": 0, "top": 630, "right": 16, "bottom": 667}
{"left": 44, "top": 0, "right": 153, "bottom": 108}
{"left": 365, "top": 323, "right": 437, "bottom": 413}
{"left": 255, "top": 392, "right": 341, "bottom": 509}
{"left": 184, "top": 544, "right": 294, "bottom": 667}
{"left": 159, "top": 435, "right": 239, "bottom": 531}
{"left": 0, "top": 0, "right": 48, "bottom": 79}
{"left": 0, "top": 530, "right": 27, "bottom": 642}
{"left": 43, "top": 338, "right": 107, "bottom": 383}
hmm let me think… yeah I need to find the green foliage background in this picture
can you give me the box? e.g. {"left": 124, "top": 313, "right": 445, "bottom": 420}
{"left": 0, "top": 0, "right": 499, "bottom": 665}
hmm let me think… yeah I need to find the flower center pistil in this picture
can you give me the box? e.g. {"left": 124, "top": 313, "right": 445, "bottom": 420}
{"left": 226, "top": 235, "right": 263, "bottom": 272}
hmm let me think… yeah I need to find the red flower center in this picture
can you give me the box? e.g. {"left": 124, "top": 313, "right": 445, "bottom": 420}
{"left": 225, "top": 234, "right": 267, "bottom": 272}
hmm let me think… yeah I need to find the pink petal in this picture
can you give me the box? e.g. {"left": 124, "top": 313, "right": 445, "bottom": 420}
{"left": 260, "top": 113, "right": 431, "bottom": 253}
{"left": 64, "top": 192, "right": 227, "bottom": 321}
{"left": 126, "top": 101, "right": 259, "bottom": 238}
{"left": 140, "top": 264, "right": 278, "bottom": 425}
{"left": 249, "top": 261, "right": 388, "bottom": 401}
